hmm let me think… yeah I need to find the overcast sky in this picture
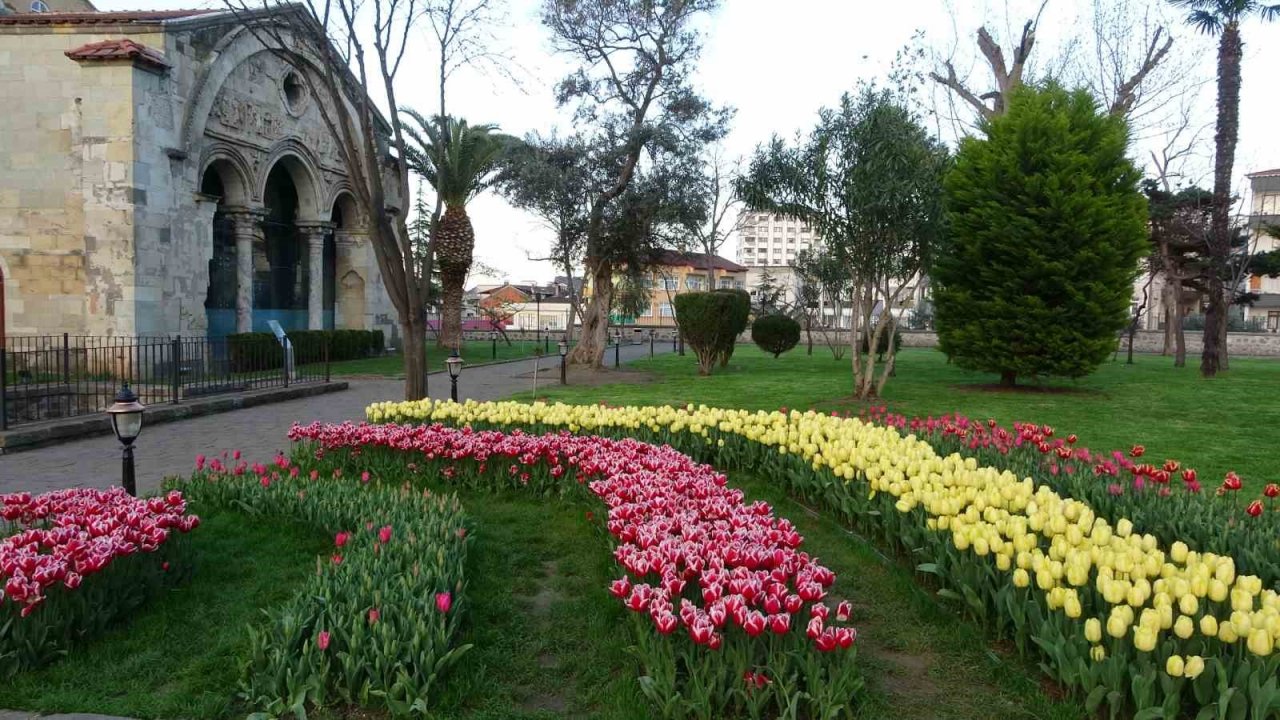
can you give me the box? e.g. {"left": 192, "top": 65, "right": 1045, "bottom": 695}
{"left": 102, "top": 0, "right": 1280, "bottom": 285}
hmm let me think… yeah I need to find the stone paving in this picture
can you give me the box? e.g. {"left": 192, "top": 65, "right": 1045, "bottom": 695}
{"left": 0, "top": 344, "right": 668, "bottom": 495}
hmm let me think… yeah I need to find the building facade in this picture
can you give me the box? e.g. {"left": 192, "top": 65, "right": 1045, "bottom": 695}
{"left": 0, "top": 4, "right": 395, "bottom": 343}
{"left": 1245, "top": 169, "right": 1280, "bottom": 331}
{"left": 736, "top": 212, "right": 816, "bottom": 268}
{"left": 635, "top": 252, "right": 747, "bottom": 328}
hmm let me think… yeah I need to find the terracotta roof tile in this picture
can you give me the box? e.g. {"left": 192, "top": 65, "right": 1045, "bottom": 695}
{"left": 655, "top": 250, "right": 747, "bottom": 273}
{"left": 0, "top": 9, "right": 213, "bottom": 25}
{"left": 64, "top": 37, "right": 168, "bottom": 71}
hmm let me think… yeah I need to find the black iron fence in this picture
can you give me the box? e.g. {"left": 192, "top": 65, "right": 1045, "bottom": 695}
{"left": 0, "top": 334, "right": 333, "bottom": 430}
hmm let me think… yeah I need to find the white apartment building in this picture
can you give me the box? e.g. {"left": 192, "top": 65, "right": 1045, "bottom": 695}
{"left": 1244, "top": 169, "right": 1280, "bottom": 331}
{"left": 736, "top": 213, "right": 817, "bottom": 267}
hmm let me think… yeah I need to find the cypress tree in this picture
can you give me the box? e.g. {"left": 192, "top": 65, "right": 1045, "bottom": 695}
{"left": 933, "top": 84, "right": 1147, "bottom": 385}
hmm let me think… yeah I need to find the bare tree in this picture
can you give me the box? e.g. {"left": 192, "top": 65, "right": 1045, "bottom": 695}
{"left": 930, "top": 1, "right": 1176, "bottom": 124}
{"left": 686, "top": 147, "right": 745, "bottom": 287}
{"left": 542, "top": 0, "right": 728, "bottom": 368}
{"left": 220, "top": 0, "right": 431, "bottom": 398}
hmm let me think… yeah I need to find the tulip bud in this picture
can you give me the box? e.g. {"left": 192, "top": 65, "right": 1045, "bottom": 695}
{"left": 1084, "top": 618, "right": 1102, "bottom": 644}
{"left": 1090, "top": 645, "right": 1106, "bottom": 662}
{"left": 1174, "top": 615, "right": 1194, "bottom": 640}
{"left": 1165, "top": 655, "right": 1185, "bottom": 677}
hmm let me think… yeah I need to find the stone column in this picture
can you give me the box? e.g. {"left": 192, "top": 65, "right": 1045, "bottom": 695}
{"left": 299, "top": 223, "right": 334, "bottom": 330}
{"left": 227, "top": 208, "right": 266, "bottom": 334}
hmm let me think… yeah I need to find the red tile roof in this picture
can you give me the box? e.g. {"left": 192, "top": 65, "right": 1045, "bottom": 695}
{"left": 0, "top": 9, "right": 213, "bottom": 25}
{"left": 655, "top": 250, "right": 747, "bottom": 273}
{"left": 64, "top": 37, "right": 168, "bottom": 70}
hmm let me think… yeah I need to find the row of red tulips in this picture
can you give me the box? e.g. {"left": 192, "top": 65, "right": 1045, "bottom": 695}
{"left": 287, "top": 421, "right": 862, "bottom": 719}
{"left": 1, "top": 487, "right": 199, "bottom": 677}
{"left": 857, "top": 406, "right": 1280, "bottom": 587}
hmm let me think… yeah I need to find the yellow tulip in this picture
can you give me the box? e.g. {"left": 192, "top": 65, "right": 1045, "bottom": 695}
{"left": 1091, "top": 645, "right": 1106, "bottom": 662}
{"left": 1247, "top": 628, "right": 1274, "bottom": 657}
{"left": 1165, "top": 655, "right": 1185, "bottom": 677}
{"left": 1200, "top": 614, "right": 1218, "bottom": 638}
{"left": 1184, "top": 656, "right": 1205, "bottom": 678}
{"left": 1174, "top": 615, "right": 1194, "bottom": 640}
{"left": 1133, "top": 627, "right": 1157, "bottom": 652}
{"left": 1085, "top": 618, "right": 1102, "bottom": 643}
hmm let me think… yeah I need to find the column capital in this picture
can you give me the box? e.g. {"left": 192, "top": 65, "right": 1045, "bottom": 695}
{"left": 220, "top": 205, "right": 268, "bottom": 220}
{"left": 297, "top": 221, "right": 336, "bottom": 239}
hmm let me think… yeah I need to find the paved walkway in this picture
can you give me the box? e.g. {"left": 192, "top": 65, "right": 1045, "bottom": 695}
{"left": 0, "top": 344, "right": 668, "bottom": 495}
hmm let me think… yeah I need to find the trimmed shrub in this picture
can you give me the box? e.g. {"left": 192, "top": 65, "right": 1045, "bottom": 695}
{"left": 751, "top": 314, "right": 801, "bottom": 358}
{"left": 859, "top": 327, "right": 902, "bottom": 359}
{"left": 715, "top": 288, "right": 752, "bottom": 367}
{"left": 225, "top": 329, "right": 385, "bottom": 371}
{"left": 673, "top": 292, "right": 738, "bottom": 375}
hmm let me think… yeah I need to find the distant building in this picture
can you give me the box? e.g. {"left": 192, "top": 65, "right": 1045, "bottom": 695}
{"left": 472, "top": 282, "right": 573, "bottom": 332}
{"left": 736, "top": 213, "right": 816, "bottom": 268}
{"left": 581, "top": 251, "right": 747, "bottom": 328}
{"left": 1244, "top": 168, "right": 1280, "bottom": 331}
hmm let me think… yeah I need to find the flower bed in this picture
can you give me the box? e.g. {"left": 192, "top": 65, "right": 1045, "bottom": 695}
{"left": 857, "top": 407, "right": 1280, "bottom": 587}
{"left": 286, "top": 421, "right": 862, "bottom": 719}
{"left": 367, "top": 399, "right": 1280, "bottom": 719}
{"left": 172, "top": 453, "right": 471, "bottom": 718}
{"left": 1, "top": 487, "right": 199, "bottom": 678}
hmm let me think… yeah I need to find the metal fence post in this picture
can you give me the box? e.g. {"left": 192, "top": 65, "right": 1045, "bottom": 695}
{"left": 283, "top": 341, "right": 291, "bottom": 388}
{"left": 61, "top": 332, "right": 70, "bottom": 386}
{"left": 171, "top": 336, "right": 181, "bottom": 404}
{"left": 1, "top": 350, "right": 8, "bottom": 431}
{"left": 324, "top": 334, "right": 331, "bottom": 383}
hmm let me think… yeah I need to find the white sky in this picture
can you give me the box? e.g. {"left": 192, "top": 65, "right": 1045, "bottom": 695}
{"left": 102, "top": 0, "right": 1280, "bottom": 285}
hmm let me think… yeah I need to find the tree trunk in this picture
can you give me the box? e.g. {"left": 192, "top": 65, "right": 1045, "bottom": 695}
{"left": 570, "top": 259, "right": 612, "bottom": 369}
{"left": 401, "top": 316, "right": 428, "bottom": 400}
{"left": 1174, "top": 298, "right": 1187, "bottom": 367}
{"left": 1000, "top": 370, "right": 1016, "bottom": 387}
{"left": 1201, "top": 276, "right": 1225, "bottom": 377}
{"left": 805, "top": 316, "right": 813, "bottom": 356}
{"left": 1219, "top": 290, "right": 1231, "bottom": 370}
{"left": 1161, "top": 282, "right": 1174, "bottom": 355}
{"left": 438, "top": 266, "right": 466, "bottom": 350}
{"left": 1203, "top": 23, "right": 1242, "bottom": 378}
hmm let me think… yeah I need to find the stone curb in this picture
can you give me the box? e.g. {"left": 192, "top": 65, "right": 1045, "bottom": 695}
{"left": 0, "top": 381, "right": 349, "bottom": 454}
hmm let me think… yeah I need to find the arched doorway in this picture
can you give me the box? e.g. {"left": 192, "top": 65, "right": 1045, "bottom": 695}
{"left": 331, "top": 192, "right": 363, "bottom": 329}
{"left": 260, "top": 162, "right": 306, "bottom": 331}
{"left": 201, "top": 162, "right": 240, "bottom": 337}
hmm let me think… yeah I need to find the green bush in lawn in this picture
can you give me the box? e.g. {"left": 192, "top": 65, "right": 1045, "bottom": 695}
{"left": 933, "top": 83, "right": 1147, "bottom": 386}
{"left": 751, "top": 314, "right": 801, "bottom": 358}
{"left": 715, "top": 288, "right": 752, "bottom": 367}
{"left": 859, "top": 326, "right": 902, "bottom": 359}
{"left": 674, "top": 292, "right": 739, "bottom": 375}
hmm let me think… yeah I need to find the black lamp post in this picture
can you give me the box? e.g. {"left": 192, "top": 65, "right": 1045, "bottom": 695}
{"left": 613, "top": 332, "right": 621, "bottom": 368}
{"left": 106, "top": 383, "right": 145, "bottom": 496}
{"left": 445, "top": 349, "right": 463, "bottom": 403}
{"left": 490, "top": 331, "right": 498, "bottom": 360}
{"left": 533, "top": 290, "right": 547, "bottom": 348}
{"left": 558, "top": 340, "right": 568, "bottom": 385}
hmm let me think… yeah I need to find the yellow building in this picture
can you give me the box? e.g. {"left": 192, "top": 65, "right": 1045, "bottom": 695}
{"left": 586, "top": 251, "right": 748, "bottom": 328}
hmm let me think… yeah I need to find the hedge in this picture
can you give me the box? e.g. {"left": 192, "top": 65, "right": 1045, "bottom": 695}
{"left": 226, "top": 329, "right": 385, "bottom": 371}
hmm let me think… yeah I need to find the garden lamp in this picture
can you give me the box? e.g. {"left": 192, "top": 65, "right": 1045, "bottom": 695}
{"left": 558, "top": 340, "right": 568, "bottom": 385}
{"left": 445, "top": 349, "right": 463, "bottom": 403}
{"left": 106, "top": 383, "right": 145, "bottom": 496}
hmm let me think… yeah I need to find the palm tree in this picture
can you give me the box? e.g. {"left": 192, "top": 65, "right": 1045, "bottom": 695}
{"left": 1169, "top": 0, "right": 1280, "bottom": 377}
{"left": 402, "top": 110, "right": 511, "bottom": 350}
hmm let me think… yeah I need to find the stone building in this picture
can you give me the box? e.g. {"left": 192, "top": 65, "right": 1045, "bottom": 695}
{"left": 0, "top": 2, "right": 395, "bottom": 342}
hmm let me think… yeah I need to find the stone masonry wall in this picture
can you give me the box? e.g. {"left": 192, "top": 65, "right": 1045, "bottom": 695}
{"left": 897, "top": 330, "right": 1280, "bottom": 358}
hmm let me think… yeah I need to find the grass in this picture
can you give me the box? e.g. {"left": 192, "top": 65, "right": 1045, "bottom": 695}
{"left": 515, "top": 345, "right": 1280, "bottom": 484}
{"left": 733, "top": 473, "right": 1081, "bottom": 720}
{"left": 0, "top": 510, "right": 327, "bottom": 720}
{"left": 425, "top": 486, "right": 646, "bottom": 720}
{"left": 325, "top": 339, "right": 555, "bottom": 377}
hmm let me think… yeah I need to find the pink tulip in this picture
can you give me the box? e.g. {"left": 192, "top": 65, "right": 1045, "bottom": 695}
{"left": 435, "top": 591, "right": 452, "bottom": 614}
{"left": 378, "top": 525, "right": 392, "bottom": 544}
{"left": 317, "top": 631, "right": 331, "bottom": 650}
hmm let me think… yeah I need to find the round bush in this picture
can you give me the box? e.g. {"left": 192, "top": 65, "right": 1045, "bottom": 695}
{"left": 752, "top": 315, "right": 801, "bottom": 358}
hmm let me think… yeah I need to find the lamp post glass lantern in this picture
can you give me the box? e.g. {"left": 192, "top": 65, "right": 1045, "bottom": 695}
{"left": 106, "top": 383, "right": 145, "bottom": 496}
{"left": 445, "top": 349, "right": 463, "bottom": 403}
{"left": 558, "top": 340, "right": 568, "bottom": 385}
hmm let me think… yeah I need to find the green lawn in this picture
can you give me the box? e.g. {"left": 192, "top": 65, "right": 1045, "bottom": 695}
{"left": 0, "top": 510, "right": 327, "bottom": 720}
{"left": 325, "top": 338, "right": 556, "bottom": 377}
{"left": 515, "top": 346, "right": 1280, "bottom": 485}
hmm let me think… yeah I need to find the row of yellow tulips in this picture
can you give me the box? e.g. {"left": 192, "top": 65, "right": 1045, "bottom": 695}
{"left": 367, "top": 399, "right": 1280, "bottom": 718}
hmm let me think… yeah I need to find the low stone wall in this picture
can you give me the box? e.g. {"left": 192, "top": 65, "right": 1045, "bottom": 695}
{"left": 896, "top": 329, "right": 1280, "bottom": 358}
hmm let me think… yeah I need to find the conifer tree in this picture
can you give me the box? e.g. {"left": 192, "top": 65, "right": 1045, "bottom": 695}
{"left": 933, "top": 84, "right": 1147, "bottom": 385}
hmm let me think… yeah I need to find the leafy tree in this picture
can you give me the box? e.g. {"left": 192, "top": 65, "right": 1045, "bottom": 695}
{"left": 543, "top": 0, "right": 729, "bottom": 368}
{"left": 738, "top": 88, "right": 948, "bottom": 398}
{"left": 497, "top": 134, "right": 592, "bottom": 342}
{"left": 403, "top": 113, "right": 513, "bottom": 349}
{"left": 1169, "top": 0, "right": 1280, "bottom": 376}
{"left": 752, "top": 315, "right": 801, "bottom": 358}
{"left": 751, "top": 267, "right": 786, "bottom": 315}
{"left": 934, "top": 84, "right": 1148, "bottom": 386}
{"left": 610, "top": 271, "right": 651, "bottom": 324}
